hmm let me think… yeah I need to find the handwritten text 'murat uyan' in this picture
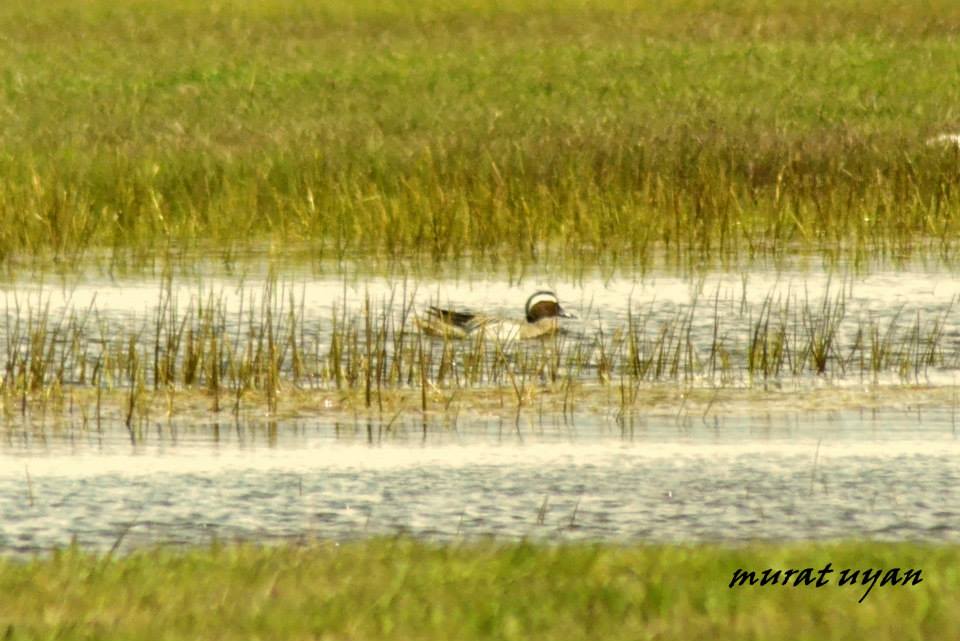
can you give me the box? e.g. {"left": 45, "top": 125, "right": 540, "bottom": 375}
{"left": 728, "top": 563, "right": 922, "bottom": 602}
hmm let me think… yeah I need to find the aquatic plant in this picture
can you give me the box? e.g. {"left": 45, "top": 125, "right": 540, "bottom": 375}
{"left": 1, "top": 277, "right": 958, "bottom": 433}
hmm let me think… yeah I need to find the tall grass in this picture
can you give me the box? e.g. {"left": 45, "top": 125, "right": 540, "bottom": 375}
{"left": 1, "top": 280, "right": 957, "bottom": 428}
{"left": 1, "top": 0, "right": 960, "bottom": 269}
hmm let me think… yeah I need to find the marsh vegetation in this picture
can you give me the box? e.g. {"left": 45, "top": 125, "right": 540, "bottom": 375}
{"left": 3, "top": 1, "right": 960, "bottom": 637}
{"left": 1, "top": 0, "right": 960, "bottom": 271}
{"left": 1, "top": 271, "right": 959, "bottom": 438}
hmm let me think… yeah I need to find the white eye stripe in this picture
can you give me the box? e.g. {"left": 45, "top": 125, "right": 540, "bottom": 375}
{"left": 526, "top": 292, "right": 558, "bottom": 308}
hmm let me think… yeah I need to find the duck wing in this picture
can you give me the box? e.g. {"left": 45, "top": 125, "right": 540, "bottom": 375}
{"left": 427, "top": 306, "right": 477, "bottom": 329}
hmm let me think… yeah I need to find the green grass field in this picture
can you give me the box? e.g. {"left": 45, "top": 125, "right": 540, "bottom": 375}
{"left": 2, "top": 0, "right": 960, "bottom": 269}
{"left": 0, "top": 539, "right": 954, "bottom": 640}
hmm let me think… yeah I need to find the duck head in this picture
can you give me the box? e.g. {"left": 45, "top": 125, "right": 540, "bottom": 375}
{"left": 525, "top": 290, "right": 575, "bottom": 323}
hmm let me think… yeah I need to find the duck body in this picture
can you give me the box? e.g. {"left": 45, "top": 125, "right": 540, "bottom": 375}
{"left": 418, "top": 291, "right": 574, "bottom": 341}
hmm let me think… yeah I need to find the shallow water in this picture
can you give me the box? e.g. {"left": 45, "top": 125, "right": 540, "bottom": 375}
{"left": 2, "top": 261, "right": 960, "bottom": 553}
{"left": 4, "top": 262, "right": 960, "bottom": 387}
{"left": 1, "top": 407, "right": 958, "bottom": 554}
{"left": 5, "top": 261, "right": 960, "bottom": 327}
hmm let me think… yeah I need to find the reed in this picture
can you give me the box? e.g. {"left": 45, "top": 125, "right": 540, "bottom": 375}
{"left": 1, "top": 279, "right": 959, "bottom": 426}
{"left": 2, "top": 0, "right": 960, "bottom": 272}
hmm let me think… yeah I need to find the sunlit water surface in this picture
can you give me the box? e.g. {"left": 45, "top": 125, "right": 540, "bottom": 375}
{"left": 1, "top": 408, "right": 959, "bottom": 554}
{"left": 1, "top": 261, "right": 959, "bottom": 553}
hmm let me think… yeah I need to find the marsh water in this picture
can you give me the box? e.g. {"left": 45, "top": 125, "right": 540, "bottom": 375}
{"left": 2, "top": 258, "right": 960, "bottom": 553}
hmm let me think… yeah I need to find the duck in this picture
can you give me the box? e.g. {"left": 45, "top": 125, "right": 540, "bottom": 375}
{"left": 418, "top": 290, "right": 575, "bottom": 341}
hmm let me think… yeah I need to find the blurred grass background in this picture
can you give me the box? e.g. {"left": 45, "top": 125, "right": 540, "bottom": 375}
{"left": 0, "top": 539, "right": 954, "bottom": 640}
{"left": 2, "top": 0, "right": 960, "bottom": 270}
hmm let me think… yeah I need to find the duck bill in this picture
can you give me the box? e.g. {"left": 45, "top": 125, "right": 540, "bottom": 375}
{"left": 558, "top": 307, "right": 576, "bottom": 319}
